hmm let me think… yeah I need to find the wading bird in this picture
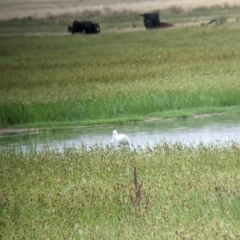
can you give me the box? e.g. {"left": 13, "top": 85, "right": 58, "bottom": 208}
{"left": 111, "top": 130, "right": 131, "bottom": 146}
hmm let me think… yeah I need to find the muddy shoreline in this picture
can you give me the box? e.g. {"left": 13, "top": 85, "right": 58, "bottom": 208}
{"left": 0, "top": 113, "right": 226, "bottom": 135}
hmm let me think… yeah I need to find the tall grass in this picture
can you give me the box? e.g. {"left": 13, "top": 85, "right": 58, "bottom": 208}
{"left": 0, "top": 21, "right": 240, "bottom": 127}
{"left": 1, "top": 142, "right": 240, "bottom": 239}
{"left": 1, "top": 89, "right": 240, "bottom": 126}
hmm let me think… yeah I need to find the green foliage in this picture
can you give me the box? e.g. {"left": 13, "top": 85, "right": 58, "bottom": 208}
{"left": 1, "top": 143, "right": 240, "bottom": 239}
{"left": 0, "top": 11, "right": 240, "bottom": 127}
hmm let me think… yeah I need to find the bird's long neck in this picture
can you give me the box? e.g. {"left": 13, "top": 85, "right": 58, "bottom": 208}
{"left": 111, "top": 132, "right": 117, "bottom": 142}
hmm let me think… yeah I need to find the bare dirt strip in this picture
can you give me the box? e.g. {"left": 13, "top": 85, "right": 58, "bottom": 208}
{"left": 0, "top": 113, "right": 227, "bottom": 135}
{"left": 0, "top": 128, "right": 39, "bottom": 135}
{"left": 1, "top": 0, "right": 240, "bottom": 20}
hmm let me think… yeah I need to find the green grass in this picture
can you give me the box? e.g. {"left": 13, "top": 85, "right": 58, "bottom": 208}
{"left": 1, "top": 6, "right": 240, "bottom": 239}
{"left": 1, "top": 143, "right": 240, "bottom": 239}
{"left": 0, "top": 6, "right": 240, "bottom": 128}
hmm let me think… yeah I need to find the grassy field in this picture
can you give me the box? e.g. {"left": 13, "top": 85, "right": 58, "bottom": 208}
{"left": 0, "top": 5, "right": 240, "bottom": 129}
{"left": 1, "top": 143, "right": 240, "bottom": 239}
{"left": 1, "top": 6, "right": 240, "bottom": 239}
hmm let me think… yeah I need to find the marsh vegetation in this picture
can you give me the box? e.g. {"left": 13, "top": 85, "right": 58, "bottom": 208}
{"left": 1, "top": 5, "right": 240, "bottom": 239}
{"left": 1, "top": 143, "right": 240, "bottom": 239}
{"left": 0, "top": 5, "right": 240, "bottom": 128}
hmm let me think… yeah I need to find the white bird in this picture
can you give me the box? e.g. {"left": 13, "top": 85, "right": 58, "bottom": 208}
{"left": 111, "top": 130, "right": 131, "bottom": 146}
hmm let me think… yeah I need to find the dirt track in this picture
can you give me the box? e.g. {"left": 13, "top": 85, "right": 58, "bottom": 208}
{"left": 1, "top": 0, "right": 240, "bottom": 20}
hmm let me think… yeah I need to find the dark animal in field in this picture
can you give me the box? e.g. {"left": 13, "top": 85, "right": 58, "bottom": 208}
{"left": 68, "top": 21, "right": 101, "bottom": 34}
{"left": 140, "top": 12, "right": 173, "bottom": 29}
{"left": 140, "top": 12, "right": 160, "bottom": 29}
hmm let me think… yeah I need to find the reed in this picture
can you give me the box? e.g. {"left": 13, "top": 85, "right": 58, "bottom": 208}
{"left": 1, "top": 142, "right": 240, "bottom": 239}
{"left": 1, "top": 89, "right": 240, "bottom": 127}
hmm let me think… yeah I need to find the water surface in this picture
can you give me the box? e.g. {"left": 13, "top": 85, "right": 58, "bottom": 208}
{"left": 1, "top": 115, "right": 240, "bottom": 153}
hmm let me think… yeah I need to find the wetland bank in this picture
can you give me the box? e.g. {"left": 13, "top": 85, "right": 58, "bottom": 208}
{"left": 1, "top": 1, "right": 240, "bottom": 239}
{"left": 1, "top": 24, "right": 240, "bottom": 128}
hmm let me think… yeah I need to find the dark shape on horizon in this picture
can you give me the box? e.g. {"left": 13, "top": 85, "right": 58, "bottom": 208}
{"left": 68, "top": 21, "right": 101, "bottom": 34}
{"left": 207, "top": 19, "right": 217, "bottom": 25}
{"left": 140, "top": 12, "right": 160, "bottom": 29}
{"left": 158, "top": 22, "right": 174, "bottom": 28}
{"left": 140, "top": 12, "right": 173, "bottom": 30}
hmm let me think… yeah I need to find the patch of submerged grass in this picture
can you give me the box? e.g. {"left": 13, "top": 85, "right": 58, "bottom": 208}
{"left": 1, "top": 142, "right": 240, "bottom": 239}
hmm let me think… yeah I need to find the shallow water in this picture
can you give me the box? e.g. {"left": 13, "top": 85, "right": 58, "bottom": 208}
{"left": 1, "top": 115, "right": 240, "bottom": 153}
